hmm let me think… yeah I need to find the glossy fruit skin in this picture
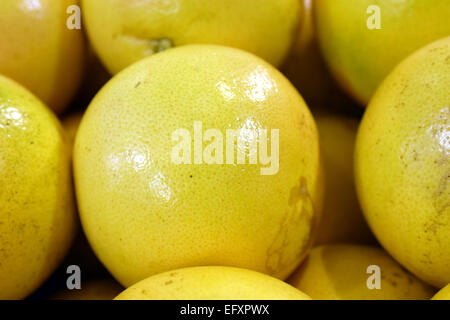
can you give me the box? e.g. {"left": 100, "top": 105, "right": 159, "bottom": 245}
{"left": 315, "top": 0, "right": 450, "bottom": 106}
{"left": 355, "top": 37, "right": 450, "bottom": 288}
{"left": 0, "top": 75, "right": 77, "bottom": 299}
{"left": 432, "top": 284, "right": 450, "bottom": 300}
{"left": 288, "top": 244, "right": 435, "bottom": 300}
{"left": 0, "top": 0, "right": 85, "bottom": 113}
{"left": 74, "top": 45, "right": 323, "bottom": 287}
{"left": 314, "top": 113, "right": 374, "bottom": 245}
{"left": 81, "top": 0, "right": 301, "bottom": 74}
{"left": 114, "top": 266, "right": 311, "bottom": 300}
{"left": 52, "top": 279, "right": 123, "bottom": 300}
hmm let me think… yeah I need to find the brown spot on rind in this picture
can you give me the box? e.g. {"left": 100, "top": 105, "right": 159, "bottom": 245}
{"left": 266, "top": 176, "right": 316, "bottom": 275}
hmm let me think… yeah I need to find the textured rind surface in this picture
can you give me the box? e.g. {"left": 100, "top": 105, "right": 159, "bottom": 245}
{"left": 115, "top": 266, "right": 311, "bottom": 300}
{"left": 0, "top": 75, "right": 76, "bottom": 299}
{"left": 315, "top": 0, "right": 450, "bottom": 105}
{"left": 355, "top": 37, "right": 450, "bottom": 288}
{"left": 82, "top": 0, "right": 301, "bottom": 73}
{"left": 74, "top": 45, "right": 322, "bottom": 287}
{"left": 288, "top": 244, "right": 435, "bottom": 300}
{"left": 0, "top": 0, "right": 84, "bottom": 113}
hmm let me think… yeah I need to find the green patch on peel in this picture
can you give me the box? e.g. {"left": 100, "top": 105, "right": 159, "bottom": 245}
{"left": 150, "top": 38, "right": 173, "bottom": 53}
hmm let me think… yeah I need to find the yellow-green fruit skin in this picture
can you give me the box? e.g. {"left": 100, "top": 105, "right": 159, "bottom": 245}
{"left": 52, "top": 279, "right": 123, "bottom": 300}
{"left": 74, "top": 45, "right": 323, "bottom": 287}
{"left": 81, "top": 0, "right": 301, "bottom": 74}
{"left": 432, "top": 284, "right": 450, "bottom": 300}
{"left": 288, "top": 245, "right": 435, "bottom": 300}
{"left": 314, "top": 113, "right": 374, "bottom": 245}
{"left": 0, "top": 75, "right": 77, "bottom": 299}
{"left": 355, "top": 37, "right": 450, "bottom": 288}
{"left": 0, "top": 0, "right": 85, "bottom": 113}
{"left": 315, "top": 0, "right": 450, "bottom": 105}
{"left": 115, "top": 266, "right": 311, "bottom": 300}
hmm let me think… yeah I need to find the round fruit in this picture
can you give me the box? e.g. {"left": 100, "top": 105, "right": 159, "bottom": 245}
{"left": 74, "top": 45, "right": 323, "bottom": 287}
{"left": 355, "top": 37, "right": 450, "bottom": 288}
{"left": 432, "top": 284, "right": 450, "bottom": 300}
{"left": 281, "top": 0, "right": 346, "bottom": 107}
{"left": 314, "top": 113, "right": 374, "bottom": 245}
{"left": 288, "top": 244, "right": 435, "bottom": 300}
{"left": 0, "top": 0, "right": 85, "bottom": 113}
{"left": 82, "top": 0, "right": 301, "bottom": 74}
{"left": 0, "top": 75, "right": 77, "bottom": 299}
{"left": 315, "top": 0, "right": 450, "bottom": 105}
{"left": 52, "top": 279, "right": 123, "bottom": 300}
{"left": 114, "top": 266, "right": 311, "bottom": 300}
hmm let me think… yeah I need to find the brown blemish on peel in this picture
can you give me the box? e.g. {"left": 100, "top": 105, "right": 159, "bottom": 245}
{"left": 265, "top": 177, "right": 317, "bottom": 275}
{"left": 433, "top": 169, "right": 449, "bottom": 215}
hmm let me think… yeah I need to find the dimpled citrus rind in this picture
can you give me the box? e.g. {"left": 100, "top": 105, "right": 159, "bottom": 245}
{"left": 74, "top": 44, "right": 322, "bottom": 287}
{"left": 114, "top": 266, "right": 311, "bottom": 300}
{"left": 315, "top": 0, "right": 450, "bottom": 105}
{"left": 0, "top": 75, "right": 76, "bottom": 299}
{"left": 355, "top": 37, "right": 450, "bottom": 288}
{"left": 82, "top": 0, "right": 301, "bottom": 74}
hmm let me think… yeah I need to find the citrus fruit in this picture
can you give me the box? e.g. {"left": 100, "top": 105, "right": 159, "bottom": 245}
{"left": 114, "top": 266, "right": 311, "bottom": 300}
{"left": 314, "top": 112, "right": 373, "bottom": 245}
{"left": 0, "top": 0, "right": 85, "bottom": 113}
{"left": 288, "top": 244, "right": 435, "bottom": 300}
{"left": 74, "top": 44, "right": 323, "bottom": 287}
{"left": 355, "top": 37, "right": 450, "bottom": 288}
{"left": 82, "top": 0, "right": 301, "bottom": 74}
{"left": 281, "top": 0, "right": 348, "bottom": 107}
{"left": 0, "top": 74, "right": 77, "bottom": 299}
{"left": 432, "top": 284, "right": 450, "bottom": 300}
{"left": 315, "top": 0, "right": 450, "bottom": 105}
